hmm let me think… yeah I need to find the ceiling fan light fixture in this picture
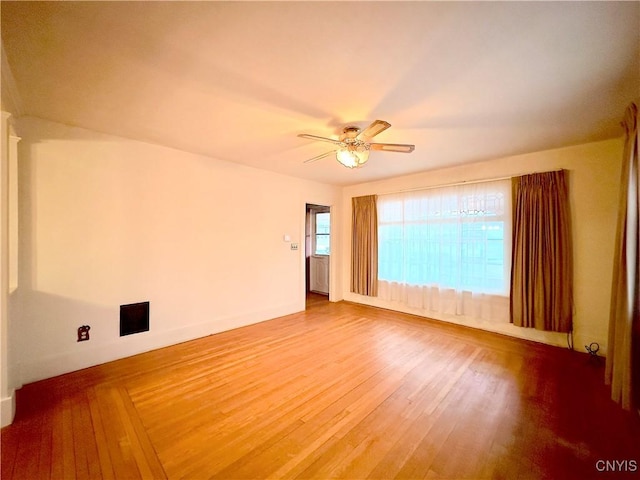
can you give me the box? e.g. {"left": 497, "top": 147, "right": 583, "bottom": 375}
{"left": 336, "top": 145, "right": 369, "bottom": 168}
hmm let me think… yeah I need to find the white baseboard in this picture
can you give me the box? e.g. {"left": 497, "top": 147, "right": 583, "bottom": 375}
{"left": 1, "top": 392, "right": 15, "bottom": 427}
{"left": 344, "top": 292, "right": 608, "bottom": 354}
{"left": 19, "top": 302, "right": 301, "bottom": 385}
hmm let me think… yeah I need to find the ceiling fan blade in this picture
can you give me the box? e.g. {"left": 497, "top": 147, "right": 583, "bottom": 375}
{"left": 370, "top": 143, "right": 415, "bottom": 153}
{"left": 303, "top": 150, "right": 336, "bottom": 164}
{"left": 298, "top": 133, "right": 343, "bottom": 146}
{"left": 359, "top": 120, "right": 391, "bottom": 139}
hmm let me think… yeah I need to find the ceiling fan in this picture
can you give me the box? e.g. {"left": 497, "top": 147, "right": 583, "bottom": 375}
{"left": 298, "top": 120, "right": 415, "bottom": 169}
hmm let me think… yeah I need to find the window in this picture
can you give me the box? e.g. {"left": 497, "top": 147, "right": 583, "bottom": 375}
{"left": 377, "top": 179, "right": 511, "bottom": 315}
{"left": 314, "top": 212, "right": 330, "bottom": 255}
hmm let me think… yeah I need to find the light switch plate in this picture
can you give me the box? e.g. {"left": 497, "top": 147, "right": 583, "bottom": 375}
{"left": 291, "top": 243, "right": 299, "bottom": 250}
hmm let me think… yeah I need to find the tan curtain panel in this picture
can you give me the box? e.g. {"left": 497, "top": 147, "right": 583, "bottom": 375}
{"left": 510, "top": 170, "right": 573, "bottom": 332}
{"left": 605, "top": 102, "right": 639, "bottom": 411}
{"left": 351, "top": 195, "right": 378, "bottom": 296}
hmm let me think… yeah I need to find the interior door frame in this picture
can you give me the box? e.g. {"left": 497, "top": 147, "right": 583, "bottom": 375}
{"left": 305, "top": 203, "right": 331, "bottom": 303}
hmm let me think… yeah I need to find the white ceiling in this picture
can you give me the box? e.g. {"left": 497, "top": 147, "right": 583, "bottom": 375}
{"left": 2, "top": 1, "right": 639, "bottom": 186}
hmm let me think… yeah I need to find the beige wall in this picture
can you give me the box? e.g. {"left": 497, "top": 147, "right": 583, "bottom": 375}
{"left": 342, "top": 138, "right": 623, "bottom": 352}
{"left": 13, "top": 116, "right": 341, "bottom": 384}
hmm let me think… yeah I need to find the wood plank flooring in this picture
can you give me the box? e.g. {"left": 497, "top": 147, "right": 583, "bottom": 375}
{"left": 2, "top": 300, "right": 639, "bottom": 479}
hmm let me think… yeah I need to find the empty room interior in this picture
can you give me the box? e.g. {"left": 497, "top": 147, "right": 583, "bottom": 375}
{"left": 1, "top": 2, "right": 639, "bottom": 479}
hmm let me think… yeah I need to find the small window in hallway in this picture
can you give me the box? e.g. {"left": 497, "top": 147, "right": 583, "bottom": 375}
{"left": 315, "top": 212, "right": 330, "bottom": 255}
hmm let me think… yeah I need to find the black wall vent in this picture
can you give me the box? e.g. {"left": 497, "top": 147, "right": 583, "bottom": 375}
{"left": 120, "top": 301, "right": 150, "bottom": 336}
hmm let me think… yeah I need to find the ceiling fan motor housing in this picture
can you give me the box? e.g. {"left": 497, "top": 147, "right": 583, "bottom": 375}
{"left": 340, "top": 126, "right": 369, "bottom": 152}
{"left": 341, "top": 126, "right": 361, "bottom": 139}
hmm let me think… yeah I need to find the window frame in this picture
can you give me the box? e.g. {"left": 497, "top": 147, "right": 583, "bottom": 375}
{"left": 313, "top": 211, "right": 331, "bottom": 256}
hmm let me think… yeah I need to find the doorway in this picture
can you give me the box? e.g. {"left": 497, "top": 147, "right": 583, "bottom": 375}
{"left": 305, "top": 204, "right": 330, "bottom": 307}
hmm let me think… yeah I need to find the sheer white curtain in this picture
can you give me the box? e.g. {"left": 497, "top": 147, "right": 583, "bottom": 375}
{"left": 377, "top": 179, "right": 512, "bottom": 322}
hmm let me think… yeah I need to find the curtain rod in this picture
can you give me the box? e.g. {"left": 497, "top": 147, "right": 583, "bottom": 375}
{"left": 376, "top": 168, "right": 564, "bottom": 197}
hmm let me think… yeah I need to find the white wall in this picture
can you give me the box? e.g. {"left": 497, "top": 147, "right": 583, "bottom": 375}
{"left": 342, "top": 138, "right": 623, "bottom": 352}
{"left": 13, "top": 116, "right": 341, "bottom": 384}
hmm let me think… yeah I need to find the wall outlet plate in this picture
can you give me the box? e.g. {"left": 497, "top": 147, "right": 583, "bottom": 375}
{"left": 77, "top": 325, "right": 90, "bottom": 341}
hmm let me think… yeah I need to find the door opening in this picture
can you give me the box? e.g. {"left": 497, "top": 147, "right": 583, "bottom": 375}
{"left": 305, "top": 203, "right": 330, "bottom": 308}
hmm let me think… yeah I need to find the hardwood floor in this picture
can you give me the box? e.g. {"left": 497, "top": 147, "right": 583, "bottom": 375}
{"left": 305, "top": 291, "right": 329, "bottom": 308}
{"left": 2, "top": 300, "right": 639, "bottom": 479}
